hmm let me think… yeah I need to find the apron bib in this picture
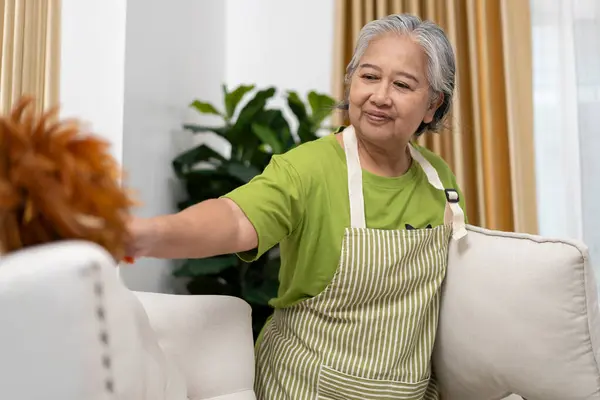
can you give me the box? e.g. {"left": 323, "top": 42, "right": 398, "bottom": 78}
{"left": 255, "top": 126, "right": 466, "bottom": 400}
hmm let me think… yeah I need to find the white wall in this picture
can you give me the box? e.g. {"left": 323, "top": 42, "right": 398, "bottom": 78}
{"left": 119, "top": 0, "right": 227, "bottom": 293}
{"left": 225, "top": 0, "right": 335, "bottom": 136}
{"left": 59, "top": 0, "right": 126, "bottom": 164}
{"left": 59, "top": 0, "right": 335, "bottom": 293}
{"left": 225, "top": 0, "right": 334, "bottom": 100}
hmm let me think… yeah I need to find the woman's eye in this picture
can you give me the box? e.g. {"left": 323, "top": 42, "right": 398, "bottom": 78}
{"left": 362, "top": 74, "right": 378, "bottom": 81}
{"left": 394, "top": 82, "right": 410, "bottom": 89}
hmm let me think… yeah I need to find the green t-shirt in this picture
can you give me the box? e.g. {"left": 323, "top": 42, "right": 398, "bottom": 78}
{"left": 224, "top": 132, "right": 466, "bottom": 309}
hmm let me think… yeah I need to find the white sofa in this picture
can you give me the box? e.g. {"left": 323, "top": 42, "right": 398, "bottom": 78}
{"left": 0, "top": 241, "right": 256, "bottom": 400}
{"left": 1, "top": 227, "right": 599, "bottom": 399}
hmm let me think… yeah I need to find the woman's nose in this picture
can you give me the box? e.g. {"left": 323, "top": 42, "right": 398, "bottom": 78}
{"left": 370, "top": 83, "right": 391, "bottom": 107}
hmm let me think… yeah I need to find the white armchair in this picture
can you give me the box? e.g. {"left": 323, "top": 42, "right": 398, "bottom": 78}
{"left": 0, "top": 241, "right": 256, "bottom": 400}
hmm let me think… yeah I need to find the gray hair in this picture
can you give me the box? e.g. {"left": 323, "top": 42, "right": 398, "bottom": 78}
{"left": 340, "top": 14, "right": 456, "bottom": 135}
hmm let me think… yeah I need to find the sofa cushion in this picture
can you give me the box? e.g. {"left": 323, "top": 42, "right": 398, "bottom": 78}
{"left": 433, "top": 225, "right": 600, "bottom": 399}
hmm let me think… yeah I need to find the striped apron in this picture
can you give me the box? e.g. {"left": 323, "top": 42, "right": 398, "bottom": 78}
{"left": 255, "top": 125, "right": 467, "bottom": 399}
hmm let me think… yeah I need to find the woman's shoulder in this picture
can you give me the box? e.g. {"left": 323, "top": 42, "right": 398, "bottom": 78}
{"left": 277, "top": 133, "right": 345, "bottom": 175}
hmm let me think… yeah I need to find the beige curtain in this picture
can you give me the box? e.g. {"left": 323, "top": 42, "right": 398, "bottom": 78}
{"left": 0, "top": 0, "right": 61, "bottom": 113}
{"left": 332, "top": 0, "right": 538, "bottom": 234}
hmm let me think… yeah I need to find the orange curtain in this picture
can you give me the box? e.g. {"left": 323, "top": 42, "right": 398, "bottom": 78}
{"left": 0, "top": 0, "right": 62, "bottom": 113}
{"left": 332, "top": 0, "right": 537, "bottom": 234}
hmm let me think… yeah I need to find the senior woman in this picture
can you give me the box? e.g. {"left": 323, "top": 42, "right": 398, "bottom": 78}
{"left": 128, "top": 13, "right": 467, "bottom": 400}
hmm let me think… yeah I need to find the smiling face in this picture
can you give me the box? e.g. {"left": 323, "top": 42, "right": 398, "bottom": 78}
{"left": 348, "top": 33, "right": 441, "bottom": 147}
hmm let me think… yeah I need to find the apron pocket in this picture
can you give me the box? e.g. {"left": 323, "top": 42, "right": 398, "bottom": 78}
{"left": 317, "top": 365, "right": 429, "bottom": 400}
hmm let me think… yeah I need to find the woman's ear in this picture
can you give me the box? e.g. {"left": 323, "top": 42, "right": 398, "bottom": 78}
{"left": 423, "top": 92, "right": 444, "bottom": 124}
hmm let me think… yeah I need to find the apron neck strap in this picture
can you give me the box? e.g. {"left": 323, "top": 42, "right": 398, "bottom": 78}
{"left": 342, "top": 126, "right": 467, "bottom": 239}
{"left": 343, "top": 126, "right": 367, "bottom": 229}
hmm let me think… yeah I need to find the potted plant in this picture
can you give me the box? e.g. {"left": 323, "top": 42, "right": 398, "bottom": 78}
{"left": 171, "top": 84, "right": 336, "bottom": 338}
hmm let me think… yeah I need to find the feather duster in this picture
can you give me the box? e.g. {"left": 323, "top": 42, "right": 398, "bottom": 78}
{"left": 0, "top": 96, "right": 137, "bottom": 263}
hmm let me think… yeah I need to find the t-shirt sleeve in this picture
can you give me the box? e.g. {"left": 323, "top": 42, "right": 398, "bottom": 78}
{"left": 222, "top": 155, "right": 305, "bottom": 262}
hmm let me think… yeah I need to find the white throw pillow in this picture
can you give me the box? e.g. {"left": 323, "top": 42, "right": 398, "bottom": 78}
{"left": 433, "top": 225, "right": 600, "bottom": 400}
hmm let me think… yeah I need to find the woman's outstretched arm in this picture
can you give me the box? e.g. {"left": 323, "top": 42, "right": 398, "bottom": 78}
{"left": 128, "top": 198, "right": 257, "bottom": 260}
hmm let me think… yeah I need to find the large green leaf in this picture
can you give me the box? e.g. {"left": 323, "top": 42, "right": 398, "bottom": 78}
{"left": 190, "top": 100, "right": 223, "bottom": 117}
{"left": 286, "top": 90, "right": 308, "bottom": 123}
{"left": 297, "top": 120, "right": 318, "bottom": 143}
{"left": 224, "top": 84, "right": 255, "bottom": 118}
{"left": 251, "top": 123, "right": 283, "bottom": 154}
{"left": 239, "top": 146, "right": 260, "bottom": 166}
{"left": 182, "top": 124, "right": 230, "bottom": 139}
{"left": 267, "top": 109, "right": 294, "bottom": 149}
{"left": 220, "top": 161, "right": 261, "bottom": 183}
{"left": 183, "top": 169, "right": 241, "bottom": 201}
{"left": 242, "top": 278, "right": 279, "bottom": 306}
{"left": 230, "top": 88, "right": 276, "bottom": 142}
{"left": 237, "top": 128, "right": 263, "bottom": 164}
{"left": 172, "top": 144, "right": 225, "bottom": 178}
{"left": 308, "top": 91, "right": 336, "bottom": 126}
{"left": 253, "top": 109, "right": 279, "bottom": 126}
{"left": 252, "top": 108, "right": 293, "bottom": 153}
{"left": 250, "top": 151, "right": 273, "bottom": 172}
{"left": 174, "top": 255, "right": 238, "bottom": 277}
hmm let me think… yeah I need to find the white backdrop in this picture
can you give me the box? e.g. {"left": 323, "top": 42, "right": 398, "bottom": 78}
{"left": 59, "top": 0, "right": 126, "bottom": 165}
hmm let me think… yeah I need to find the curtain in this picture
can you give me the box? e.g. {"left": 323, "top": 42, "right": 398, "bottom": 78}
{"left": 530, "top": 0, "right": 600, "bottom": 278}
{"left": 332, "top": 0, "right": 537, "bottom": 234}
{"left": 0, "top": 0, "right": 61, "bottom": 113}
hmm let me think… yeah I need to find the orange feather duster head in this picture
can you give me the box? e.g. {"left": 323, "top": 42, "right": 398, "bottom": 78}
{"left": 0, "top": 96, "right": 136, "bottom": 262}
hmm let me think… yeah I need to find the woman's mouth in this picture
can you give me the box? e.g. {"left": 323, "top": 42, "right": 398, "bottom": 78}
{"left": 364, "top": 111, "right": 391, "bottom": 124}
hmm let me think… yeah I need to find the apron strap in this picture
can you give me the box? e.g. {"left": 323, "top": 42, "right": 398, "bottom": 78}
{"left": 342, "top": 126, "right": 467, "bottom": 239}
{"left": 408, "top": 144, "right": 467, "bottom": 240}
{"left": 343, "top": 126, "right": 367, "bottom": 229}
